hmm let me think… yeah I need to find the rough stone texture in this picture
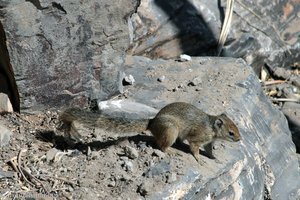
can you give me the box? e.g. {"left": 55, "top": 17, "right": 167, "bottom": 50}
{"left": 118, "top": 55, "right": 300, "bottom": 199}
{"left": 0, "top": 0, "right": 136, "bottom": 109}
{"left": 2, "top": 0, "right": 299, "bottom": 109}
{"left": 128, "top": 0, "right": 220, "bottom": 58}
{"left": 227, "top": 0, "right": 300, "bottom": 74}
{"left": 0, "top": 122, "right": 12, "bottom": 147}
{"left": 282, "top": 102, "right": 300, "bottom": 153}
{"left": 128, "top": 0, "right": 300, "bottom": 75}
{"left": 0, "top": 23, "right": 20, "bottom": 112}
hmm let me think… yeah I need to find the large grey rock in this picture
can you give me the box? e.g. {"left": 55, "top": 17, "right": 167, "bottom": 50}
{"left": 128, "top": 0, "right": 220, "bottom": 58}
{"left": 128, "top": 0, "right": 300, "bottom": 74}
{"left": 0, "top": 23, "right": 20, "bottom": 112}
{"left": 3, "top": 0, "right": 299, "bottom": 110}
{"left": 282, "top": 102, "right": 300, "bottom": 153}
{"left": 119, "top": 55, "right": 300, "bottom": 199}
{"left": 0, "top": 0, "right": 136, "bottom": 109}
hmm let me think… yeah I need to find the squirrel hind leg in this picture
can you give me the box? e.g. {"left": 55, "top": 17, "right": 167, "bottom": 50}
{"left": 153, "top": 125, "right": 179, "bottom": 152}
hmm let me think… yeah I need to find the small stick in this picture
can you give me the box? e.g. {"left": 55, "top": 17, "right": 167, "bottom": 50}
{"left": 20, "top": 166, "right": 49, "bottom": 194}
{"left": 263, "top": 80, "right": 286, "bottom": 86}
{"left": 17, "top": 149, "right": 35, "bottom": 187}
{"left": 270, "top": 98, "right": 299, "bottom": 102}
{"left": 8, "top": 156, "right": 19, "bottom": 173}
{"left": 17, "top": 149, "right": 49, "bottom": 194}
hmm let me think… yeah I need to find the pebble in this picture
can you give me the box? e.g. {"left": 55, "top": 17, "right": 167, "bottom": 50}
{"left": 273, "top": 67, "right": 291, "bottom": 79}
{"left": 157, "top": 75, "right": 165, "bottom": 82}
{"left": 124, "top": 160, "right": 134, "bottom": 172}
{"left": 137, "top": 141, "right": 147, "bottom": 150}
{"left": 172, "top": 87, "right": 178, "bottom": 92}
{"left": 89, "top": 151, "right": 99, "bottom": 160}
{"left": 290, "top": 76, "right": 300, "bottom": 88}
{"left": 123, "top": 74, "right": 135, "bottom": 85}
{"left": 188, "top": 76, "right": 202, "bottom": 86}
{"left": 179, "top": 54, "right": 191, "bottom": 62}
{"left": 143, "top": 160, "right": 171, "bottom": 178}
{"left": 123, "top": 146, "right": 139, "bottom": 159}
{"left": 120, "top": 156, "right": 135, "bottom": 172}
{"left": 166, "top": 172, "right": 177, "bottom": 183}
{"left": 46, "top": 148, "right": 60, "bottom": 162}
{"left": 87, "top": 146, "right": 92, "bottom": 157}
{"left": 108, "top": 180, "right": 116, "bottom": 187}
{"left": 0, "top": 123, "right": 12, "bottom": 147}
{"left": 178, "top": 84, "right": 184, "bottom": 88}
{"left": 282, "top": 86, "right": 298, "bottom": 99}
{"left": 152, "top": 149, "right": 165, "bottom": 159}
{"left": 137, "top": 183, "right": 150, "bottom": 196}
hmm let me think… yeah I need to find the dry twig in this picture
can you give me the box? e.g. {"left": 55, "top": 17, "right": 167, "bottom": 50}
{"left": 11, "top": 149, "right": 50, "bottom": 194}
{"left": 270, "top": 98, "right": 299, "bottom": 103}
{"left": 263, "top": 80, "right": 286, "bottom": 86}
{"left": 17, "top": 149, "right": 35, "bottom": 188}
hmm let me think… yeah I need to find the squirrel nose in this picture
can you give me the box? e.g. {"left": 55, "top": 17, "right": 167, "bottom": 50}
{"left": 234, "top": 136, "right": 241, "bottom": 141}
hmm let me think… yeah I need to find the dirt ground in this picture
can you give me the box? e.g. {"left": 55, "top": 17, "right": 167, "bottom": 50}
{"left": 0, "top": 109, "right": 204, "bottom": 200}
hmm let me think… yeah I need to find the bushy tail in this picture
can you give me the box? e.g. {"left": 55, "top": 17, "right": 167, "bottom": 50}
{"left": 60, "top": 108, "right": 149, "bottom": 134}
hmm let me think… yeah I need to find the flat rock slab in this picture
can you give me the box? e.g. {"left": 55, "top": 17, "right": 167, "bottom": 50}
{"left": 120, "top": 56, "right": 300, "bottom": 199}
{"left": 124, "top": 56, "right": 248, "bottom": 113}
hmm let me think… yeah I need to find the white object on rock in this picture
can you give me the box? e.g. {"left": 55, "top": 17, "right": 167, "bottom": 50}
{"left": 0, "top": 93, "right": 13, "bottom": 113}
{"left": 124, "top": 74, "right": 135, "bottom": 85}
{"left": 179, "top": 54, "right": 192, "bottom": 62}
{"left": 97, "top": 99, "right": 158, "bottom": 119}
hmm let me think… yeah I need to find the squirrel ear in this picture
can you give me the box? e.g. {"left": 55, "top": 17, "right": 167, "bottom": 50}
{"left": 220, "top": 113, "right": 227, "bottom": 117}
{"left": 214, "top": 118, "right": 224, "bottom": 129}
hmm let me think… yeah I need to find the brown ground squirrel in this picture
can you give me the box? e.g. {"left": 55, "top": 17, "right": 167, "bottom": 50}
{"left": 60, "top": 102, "right": 241, "bottom": 163}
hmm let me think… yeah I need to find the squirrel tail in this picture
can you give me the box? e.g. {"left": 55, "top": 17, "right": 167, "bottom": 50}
{"left": 60, "top": 108, "right": 149, "bottom": 134}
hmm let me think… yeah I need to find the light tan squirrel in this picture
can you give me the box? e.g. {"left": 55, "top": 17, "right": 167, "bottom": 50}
{"left": 60, "top": 102, "right": 241, "bottom": 163}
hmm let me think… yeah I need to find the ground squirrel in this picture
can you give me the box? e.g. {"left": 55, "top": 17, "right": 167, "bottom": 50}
{"left": 60, "top": 102, "right": 241, "bottom": 163}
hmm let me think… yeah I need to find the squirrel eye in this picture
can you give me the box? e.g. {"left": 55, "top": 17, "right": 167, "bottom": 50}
{"left": 229, "top": 131, "right": 234, "bottom": 136}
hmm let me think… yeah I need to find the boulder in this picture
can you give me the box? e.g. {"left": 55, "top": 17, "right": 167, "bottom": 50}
{"left": 282, "top": 102, "right": 300, "bottom": 153}
{"left": 2, "top": 0, "right": 299, "bottom": 109}
{"left": 0, "top": 23, "right": 20, "bottom": 112}
{"left": 128, "top": 0, "right": 300, "bottom": 74}
{"left": 0, "top": 0, "right": 136, "bottom": 109}
{"left": 118, "top": 55, "right": 300, "bottom": 199}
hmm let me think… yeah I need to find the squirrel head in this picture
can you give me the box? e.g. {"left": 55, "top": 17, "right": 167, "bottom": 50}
{"left": 213, "top": 114, "right": 241, "bottom": 142}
